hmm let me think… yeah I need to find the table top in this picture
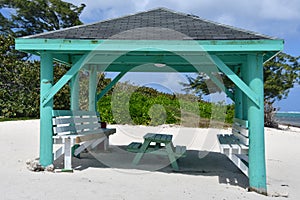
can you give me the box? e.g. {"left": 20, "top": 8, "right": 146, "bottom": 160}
{"left": 143, "top": 133, "right": 173, "bottom": 143}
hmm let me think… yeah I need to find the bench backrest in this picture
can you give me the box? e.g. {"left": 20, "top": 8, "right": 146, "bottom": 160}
{"left": 52, "top": 110, "right": 101, "bottom": 136}
{"left": 232, "top": 118, "right": 249, "bottom": 146}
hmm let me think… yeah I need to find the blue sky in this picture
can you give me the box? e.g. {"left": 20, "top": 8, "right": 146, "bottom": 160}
{"left": 0, "top": 0, "right": 287, "bottom": 111}
{"left": 63, "top": 0, "right": 300, "bottom": 111}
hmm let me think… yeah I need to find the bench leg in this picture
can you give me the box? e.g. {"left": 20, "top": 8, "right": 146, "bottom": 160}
{"left": 63, "top": 138, "right": 73, "bottom": 172}
{"left": 54, "top": 146, "right": 64, "bottom": 160}
{"left": 73, "top": 140, "right": 94, "bottom": 156}
{"left": 165, "top": 143, "right": 179, "bottom": 170}
{"left": 104, "top": 137, "right": 109, "bottom": 151}
{"left": 133, "top": 140, "right": 151, "bottom": 165}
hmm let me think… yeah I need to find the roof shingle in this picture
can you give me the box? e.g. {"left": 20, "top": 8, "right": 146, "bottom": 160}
{"left": 25, "top": 8, "right": 274, "bottom": 40}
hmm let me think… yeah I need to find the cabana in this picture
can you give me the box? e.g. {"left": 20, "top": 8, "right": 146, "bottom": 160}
{"left": 15, "top": 8, "right": 283, "bottom": 194}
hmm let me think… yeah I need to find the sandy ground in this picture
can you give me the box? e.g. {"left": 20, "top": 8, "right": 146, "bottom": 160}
{"left": 0, "top": 120, "right": 299, "bottom": 200}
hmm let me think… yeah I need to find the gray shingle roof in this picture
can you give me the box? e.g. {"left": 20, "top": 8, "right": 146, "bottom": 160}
{"left": 25, "top": 8, "right": 274, "bottom": 40}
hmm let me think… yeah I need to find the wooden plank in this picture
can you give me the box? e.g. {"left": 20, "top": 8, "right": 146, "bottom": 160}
{"left": 41, "top": 54, "right": 89, "bottom": 107}
{"left": 53, "top": 117, "right": 99, "bottom": 127}
{"left": 52, "top": 110, "right": 73, "bottom": 117}
{"left": 76, "top": 129, "right": 116, "bottom": 142}
{"left": 154, "top": 134, "right": 162, "bottom": 141}
{"left": 161, "top": 134, "right": 167, "bottom": 141}
{"left": 231, "top": 154, "right": 249, "bottom": 176}
{"left": 144, "top": 133, "right": 155, "bottom": 140}
{"left": 234, "top": 118, "right": 249, "bottom": 128}
{"left": 53, "top": 117, "right": 74, "bottom": 125}
{"left": 127, "top": 142, "right": 142, "bottom": 152}
{"left": 53, "top": 126, "right": 77, "bottom": 135}
{"left": 53, "top": 146, "right": 64, "bottom": 160}
{"left": 72, "top": 110, "right": 98, "bottom": 117}
{"left": 235, "top": 154, "right": 249, "bottom": 163}
{"left": 211, "top": 55, "right": 260, "bottom": 107}
{"left": 73, "top": 116, "right": 99, "bottom": 123}
{"left": 77, "top": 132, "right": 106, "bottom": 143}
{"left": 63, "top": 138, "right": 73, "bottom": 171}
{"left": 232, "top": 131, "right": 249, "bottom": 146}
{"left": 74, "top": 123, "right": 100, "bottom": 132}
{"left": 52, "top": 110, "right": 98, "bottom": 118}
{"left": 232, "top": 123, "right": 249, "bottom": 137}
{"left": 166, "top": 134, "right": 173, "bottom": 142}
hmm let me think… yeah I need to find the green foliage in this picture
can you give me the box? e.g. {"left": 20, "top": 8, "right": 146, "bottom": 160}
{"left": 0, "top": 0, "right": 85, "bottom": 36}
{"left": 0, "top": 0, "right": 85, "bottom": 119}
{"left": 264, "top": 53, "right": 300, "bottom": 103}
{"left": 0, "top": 35, "right": 71, "bottom": 118}
{"left": 97, "top": 82, "right": 234, "bottom": 127}
{"left": 0, "top": 35, "right": 39, "bottom": 118}
{"left": 182, "top": 53, "right": 300, "bottom": 127}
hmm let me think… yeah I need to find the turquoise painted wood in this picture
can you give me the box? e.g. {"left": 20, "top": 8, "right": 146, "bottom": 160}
{"left": 241, "top": 62, "right": 249, "bottom": 121}
{"left": 234, "top": 66, "right": 243, "bottom": 119}
{"left": 132, "top": 133, "right": 183, "bottom": 170}
{"left": 96, "top": 71, "right": 127, "bottom": 101}
{"left": 14, "top": 35, "right": 284, "bottom": 194}
{"left": 42, "top": 53, "right": 89, "bottom": 107}
{"left": 89, "top": 67, "right": 97, "bottom": 111}
{"left": 246, "top": 54, "right": 267, "bottom": 194}
{"left": 210, "top": 55, "right": 260, "bottom": 107}
{"left": 15, "top": 38, "right": 284, "bottom": 57}
{"left": 40, "top": 53, "right": 54, "bottom": 167}
{"left": 70, "top": 72, "right": 79, "bottom": 110}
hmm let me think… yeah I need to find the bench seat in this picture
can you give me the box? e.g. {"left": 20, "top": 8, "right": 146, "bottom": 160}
{"left": 52, "top": 110, "right": 116, "bottom": 171}
{"left": 217, "top": 118, "right": 249, "bottom": 176}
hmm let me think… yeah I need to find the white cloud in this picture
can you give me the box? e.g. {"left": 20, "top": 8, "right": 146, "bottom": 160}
{"left": 65, "top": 0, "right": 299, "bottom": 55}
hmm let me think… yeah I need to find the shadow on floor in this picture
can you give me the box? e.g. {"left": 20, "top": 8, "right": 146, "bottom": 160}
{"left": 53, "top": 145, "right": 249, "bottom": 189}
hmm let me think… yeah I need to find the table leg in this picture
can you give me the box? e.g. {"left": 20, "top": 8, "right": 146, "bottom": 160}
{"left": 165, "top": 143, "right": 179, "bottom": 170}
{"left": 132, "top": 140, "right": 151, "bottom": 165}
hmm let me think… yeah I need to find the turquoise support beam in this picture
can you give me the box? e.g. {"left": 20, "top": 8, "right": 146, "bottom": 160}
{"left": 70, "top": 72, "right": 79, "bottom": 110}
{"left": 41, "top": 53, "right": 89, "bottom": 107}
{"left": 96, "top": 71, "right": 127, "bottom": 101}
{"left": 15, "top": 38, "right": 284, "bottom": 62}
{"left": 234, "top": 66, "right": 243, "bottom": 118}
{"left": 241, "top": 62, "right": 249, "bottom": 120}
{"left": 246, "top": 54, "right": 267, "bottom": 194}
{"left": 40, "top": 53, "right": 54, "bottom": 167}
{"left": 210, "top": 55, "right": 260, "bottom": 107}
{"left": 89, "top": 67, "right": 97, "bottom": 111}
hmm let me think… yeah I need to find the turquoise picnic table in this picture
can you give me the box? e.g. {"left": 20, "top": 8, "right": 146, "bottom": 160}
{"left": 127, "top": 133, "right": 186, "bottom": 170}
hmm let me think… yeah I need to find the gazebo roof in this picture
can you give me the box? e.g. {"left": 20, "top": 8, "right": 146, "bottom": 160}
{"left": 24, "top": 8, "right": 274, "bottom": 40}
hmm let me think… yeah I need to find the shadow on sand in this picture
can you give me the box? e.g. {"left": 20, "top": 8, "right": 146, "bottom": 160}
{"left": 53, "top": 145, "right": 249, "bottom": 189}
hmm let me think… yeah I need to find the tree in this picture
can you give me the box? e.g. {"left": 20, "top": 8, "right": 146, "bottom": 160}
{"left": 182, "top": 53, "right": 300, "bottom": 127}
{"left": 0, "top": 0, "right": 86, "bottom": 119}
{"left": 0, "top": 35, "right": 72, "bottom": 118}
{"left": 0, "top": 0, "right": 85, "bottom": 37}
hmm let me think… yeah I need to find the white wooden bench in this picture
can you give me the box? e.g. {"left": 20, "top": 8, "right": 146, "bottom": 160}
{"left": 217, "top": 118, "right": 249, "bottom": 176}
{"left": 52, "top": 110, "right": 116, "bottom": 171}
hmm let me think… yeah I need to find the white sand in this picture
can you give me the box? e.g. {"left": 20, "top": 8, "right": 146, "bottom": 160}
{"left": 0, "top": 120, "right": 299, "bottom": 200}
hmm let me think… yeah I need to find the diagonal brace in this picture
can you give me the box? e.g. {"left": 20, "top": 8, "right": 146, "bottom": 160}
{"left": 96, "top": 71, "right": 127, "bottom": 101}
{"left": 42, "top": 53, "right": 89, "bottom": 107}
{"left": 210, "top": 55, "right": 260, "bottom": 107}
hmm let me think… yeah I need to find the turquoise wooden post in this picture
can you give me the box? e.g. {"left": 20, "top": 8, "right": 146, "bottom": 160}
{"left": 40, "top": 53, "right": 54, "bottom": 167}
{"left": 246, "top": 54, "right": 267, "bottom": 194}
{"left": 89, "top": 67, "right": 97, "bottom": 111}
{"left": 70, "top": 72, "right": 79, "bottom": 110}
{"left": 234, "top": 66, "right": 243, "bottom": 119}
{"left": 241, "top": 62, "right": 249, "bottom": 121}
